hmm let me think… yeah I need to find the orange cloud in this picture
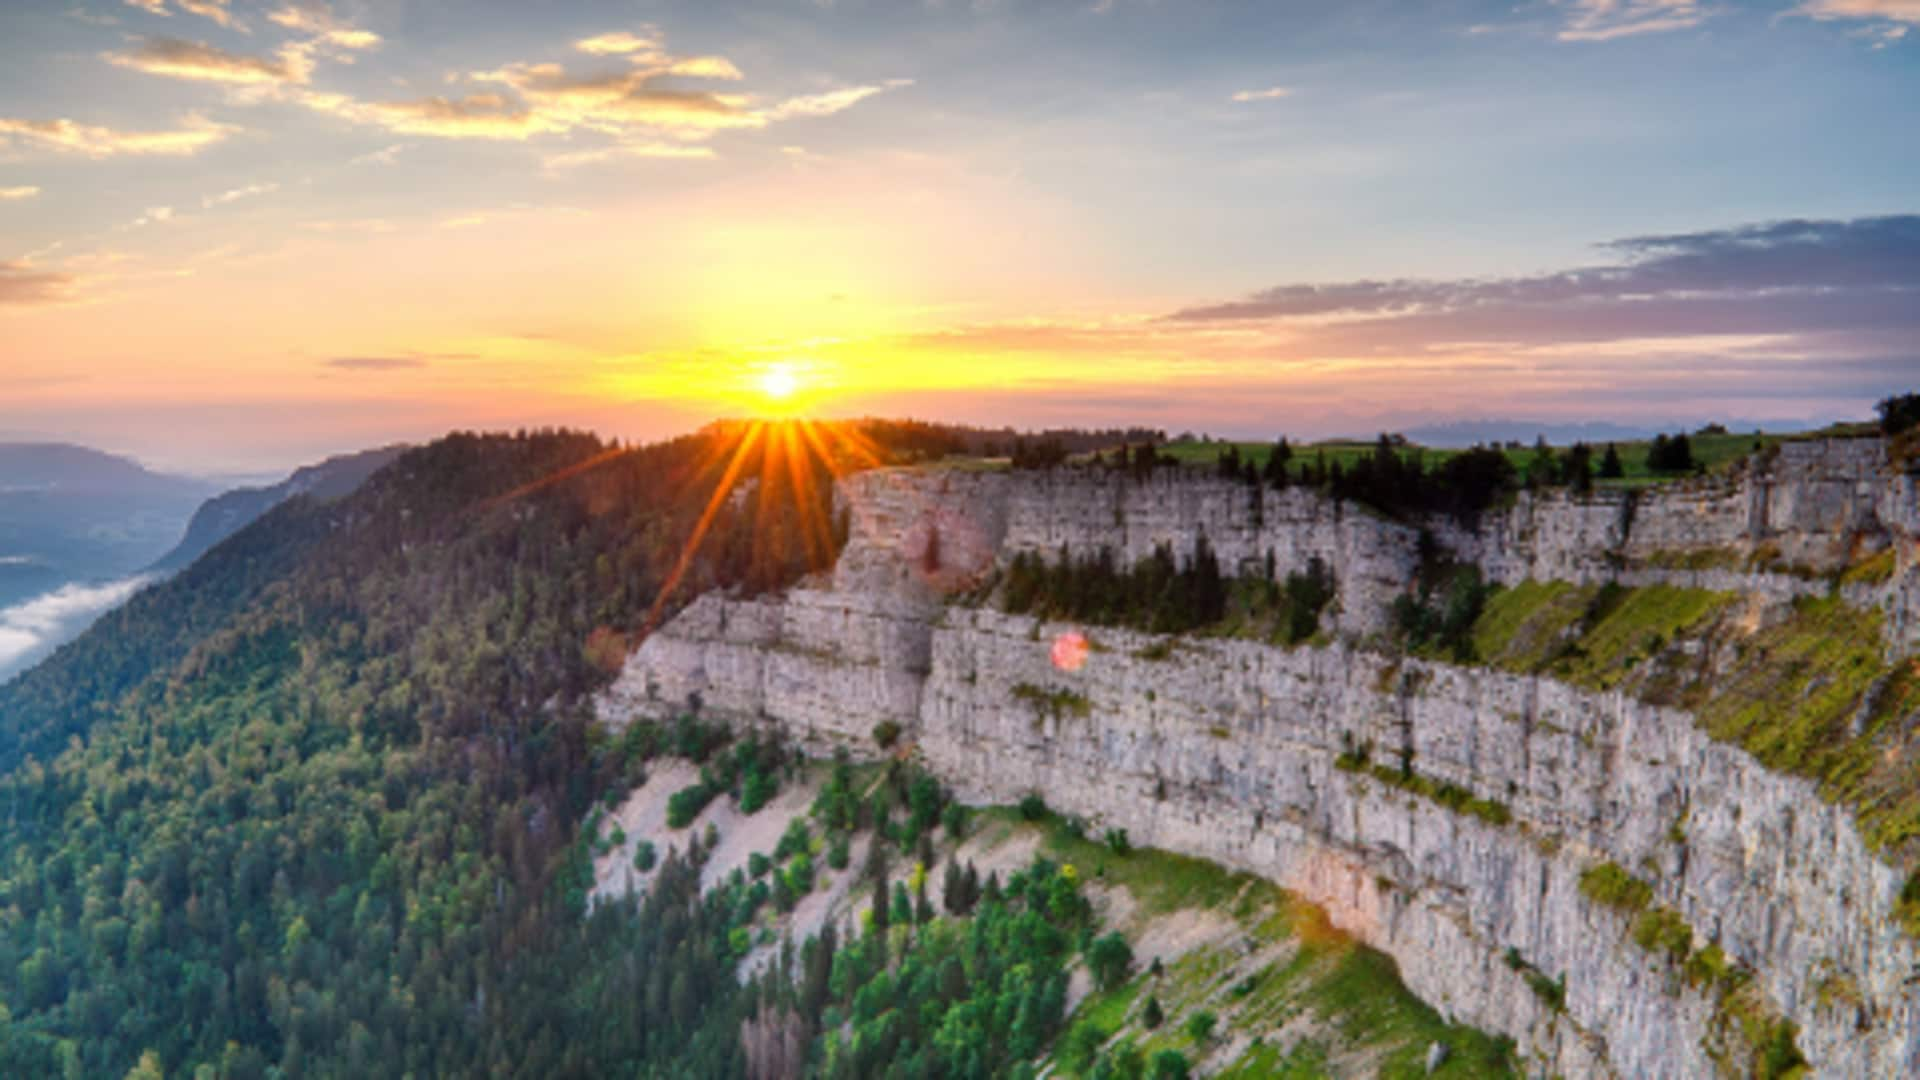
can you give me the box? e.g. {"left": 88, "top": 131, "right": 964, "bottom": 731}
{"left": 0, "top": 114, "right": 234, "bottom": 157}
{"left": 763, "top": 81, "right": 910, "bottom": 121}
{"left": 290, "top": 30, "right": 904, "bottom": 152}
{"left": 0, "top": 261, "right": 79, "bottom": 307}
{"left": 575, "top": 31, "right": 657, "bottom": 55}
{"left": 1795, "top": 0, "right": 1920, "bottom": 21}
{"left": 107, "top": 37, "right": 310, "bottom": 84}
{"left": 123, "top": 0, "right": 238, "bottom": 27}
{"left": 1557, "top": 0, "right": 1711, "bottom": 41}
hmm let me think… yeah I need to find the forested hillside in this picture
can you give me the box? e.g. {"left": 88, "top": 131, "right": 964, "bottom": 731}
{"left": 0, "top": 426, "right": 843, "bottom": 1076}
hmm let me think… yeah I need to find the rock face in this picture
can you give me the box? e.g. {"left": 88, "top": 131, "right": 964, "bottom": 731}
{"left": 600, "top": 436, "right": 1920, "bottom": 1078}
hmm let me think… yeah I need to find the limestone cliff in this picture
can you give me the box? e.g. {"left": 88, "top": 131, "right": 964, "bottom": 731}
{"left": 600, "top": 436, "right": 1920, "bottom": 1077}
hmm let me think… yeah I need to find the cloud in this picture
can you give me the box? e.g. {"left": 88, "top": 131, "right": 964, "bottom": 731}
{"left": 1231, "top": 86, "right": 1292, "bottom": 102}
{"left": 177, "top": 0, "right": 237, "bottom": 28}
{"left": 107, "top": 36, "right": 308, "bottom": 84}
{"left": 0, "top": 186, "right": 39, "bottom": 200}
{"left": 1557, "top": 0, "right": 1713, "bottom": 41}
{"left": 201, "top": 181, "right": 277, "bottom": 208}
{"left": 265, "top": 1, "right": 379, "bottom": 47}
{"left": 0, "top": 114, "right": 234, "bottom": 157}
{"left": 1170, "top": 215, "right": 1920, "bottom": 325}
{"left": 1789, "top": 1, "right": 1920, "bottom": 43}
{"left": 304, "top": 91, "right": 557, "bottom": 139}
{"left": 464, "top": 62, "right": 766, "bottom": 135}
{"left": 0, "top": 575, "right": 151, "bottom": 682}
{"left": 122, "top": 0, "right": 240, "bottom": 29}
{"left": 763, "top": 80, "right": 911, "bottom": 121}
{"left": 288, "top": 28, "right": 900, "bottom": 151}
{"left": 0, "top": 261, "right": 79, "bottom": 307}
{"left": 1794, "top": 0, "right": 1920, "bottom": 21}
{"left": 575, "top": 31, "right": 657, "bottom": 55}
{"left": 350, "top": 143, "right": 405, "bottom": 165}
{"left": 1146, "top": 216, "right": 1920, "bottom": 422}
{"left": 540, "top": 141, "right": 716, "bottom": 171}
{"left": 325, "top": 356, "right": 428, "bottom": 370}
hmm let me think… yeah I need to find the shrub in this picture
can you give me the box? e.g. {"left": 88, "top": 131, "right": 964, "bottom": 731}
{"left": 872, "top": 720, "right": 903, "bottom": 750}
{"left": 1898, "top": 872, "right": 1920, "bottom": 937}
{"left": 739, "top": 767, "right": 778, "bottom": 814}
{"left": 1526, "top": 970, "right": 1566, "bottom": 1012}
{"left": 632, "top": 840, "right": 657, "bottom": 872}
{"left": 1633, "top": 907, "right": 1694, "bottom": 965}
{"left": 1019, "top": 793, "right": 1049, "bottom": 821}
{"left": 774, "top": 818, "right": 810, "bottom": 861}
{"left": 1150, "top": 1049, "right": 1191, "bottom": 1080}
{"left": 1579, "top": 862, "right": 1653, "bottom": 913}
{"left": 942, "top": 801, "right": 970, "bottom": 840}
{"left": 1878, "top": 393, "right": 1920, "bottom": 437}
{"left": 1685, "top": 943, "right": 1732, "bottom": 990}
{"left": 1142, "top": 994, "right": 1165, "bottom": 1029}
{"left": 1104, "top": 828, "right": 1132, "bottom": 855}
{"left": 666, "top": 783, "right": 718, "bottom": 829}
{"left": 1087, "top": 932, "right": 1134, "bottom": 992}
{"left": 785, "top": 853, "right": 815, "bottom": 895}
{"left": 1183, "top": 1009, "right": 1216, "bottom": 1043}
{"left": 1060, "top": 1022, "right": 1110, "bottom": 1074}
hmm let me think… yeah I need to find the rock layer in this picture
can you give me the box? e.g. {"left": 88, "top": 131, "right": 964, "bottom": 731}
{"left": 600, "top": 435, "right": 1920, "bottom": 1077}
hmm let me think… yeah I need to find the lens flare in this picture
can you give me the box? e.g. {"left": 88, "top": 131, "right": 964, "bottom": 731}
{"left": 1051, "top": 630, "right": 1089, "bottom": 673}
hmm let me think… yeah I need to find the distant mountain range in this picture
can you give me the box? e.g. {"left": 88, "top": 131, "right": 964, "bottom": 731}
{"left": 0, "top": 443, "right": 215, "bottom": 610}
{"left": 0, "top": 441, "right": 405, "bottom": 683}
{"left": 147, "top": 445, "right": 407, "bottom": 573}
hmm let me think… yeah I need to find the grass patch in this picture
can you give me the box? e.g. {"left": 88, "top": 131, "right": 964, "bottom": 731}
{"left": 1840, "top": 547, "right": 1898, "bottom": 587}
{"left": 1158, "top": 430, "right": 1782, "bottom": 487}
{"left": 1336, "top": 752, "right": 1513, "bottom": 828}
{"left": 1471, "top": 580, "right": 1590, "bottom": 668}
{"left": 1299, "top": 946, "right": 1519, "bottom": 1078}
{"left": 1216, "top": 1038, "right": 1331, "bottom": 1079}
{"left": 1706, "top": 979, "right": 1809, "bottom": 1080}
{"left": 1472, "top": 581, "right": 1735, "bottom": 692}
{"left": 1023, "top": 807, "right": 1516, "bottom": 1079}
{"left": 1555, "top": 584, "right": 1734, "bottom": 689}
{"left": 1694, "top": 598, "right": 1920, "bottom": 857}
{"left": 1473, "top": 582, "right": 1920, "bottom": 929}
{"left": 1079, "top": 979, "right": 1144, "bottom": 1035}
{"left": 1011, "top": 681, "right": 1093, "bottom": 721}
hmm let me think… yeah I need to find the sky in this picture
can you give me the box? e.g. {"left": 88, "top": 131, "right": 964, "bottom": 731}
{"left": 1, "top": 0, "right": 1916, "bottom": 474}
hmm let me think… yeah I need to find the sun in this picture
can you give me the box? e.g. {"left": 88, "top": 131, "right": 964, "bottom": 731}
{"left": 760, "top": 364, "right": 801, "bottom": 402}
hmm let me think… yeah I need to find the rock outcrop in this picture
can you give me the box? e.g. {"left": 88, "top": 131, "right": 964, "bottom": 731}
{"left": 600, "top": 436, "right": 1920, "bottom": 1077}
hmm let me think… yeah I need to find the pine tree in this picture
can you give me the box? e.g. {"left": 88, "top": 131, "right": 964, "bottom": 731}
{"left": 1143, "top": 994, "right": 1165, "bottom": 1029}
{"left": 1600, "top": 442, "right": 1625, "bottom": 479}
{"left": 1264, "top": 437, "right": 1293, "bottom": 489}
{"left": 871, "top": 873, "right": 890, "bottom": 933}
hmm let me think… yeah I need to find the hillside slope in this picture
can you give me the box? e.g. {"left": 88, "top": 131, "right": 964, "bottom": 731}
{"left": 0, "top": 427, "right": 843, "bottom": 1076}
